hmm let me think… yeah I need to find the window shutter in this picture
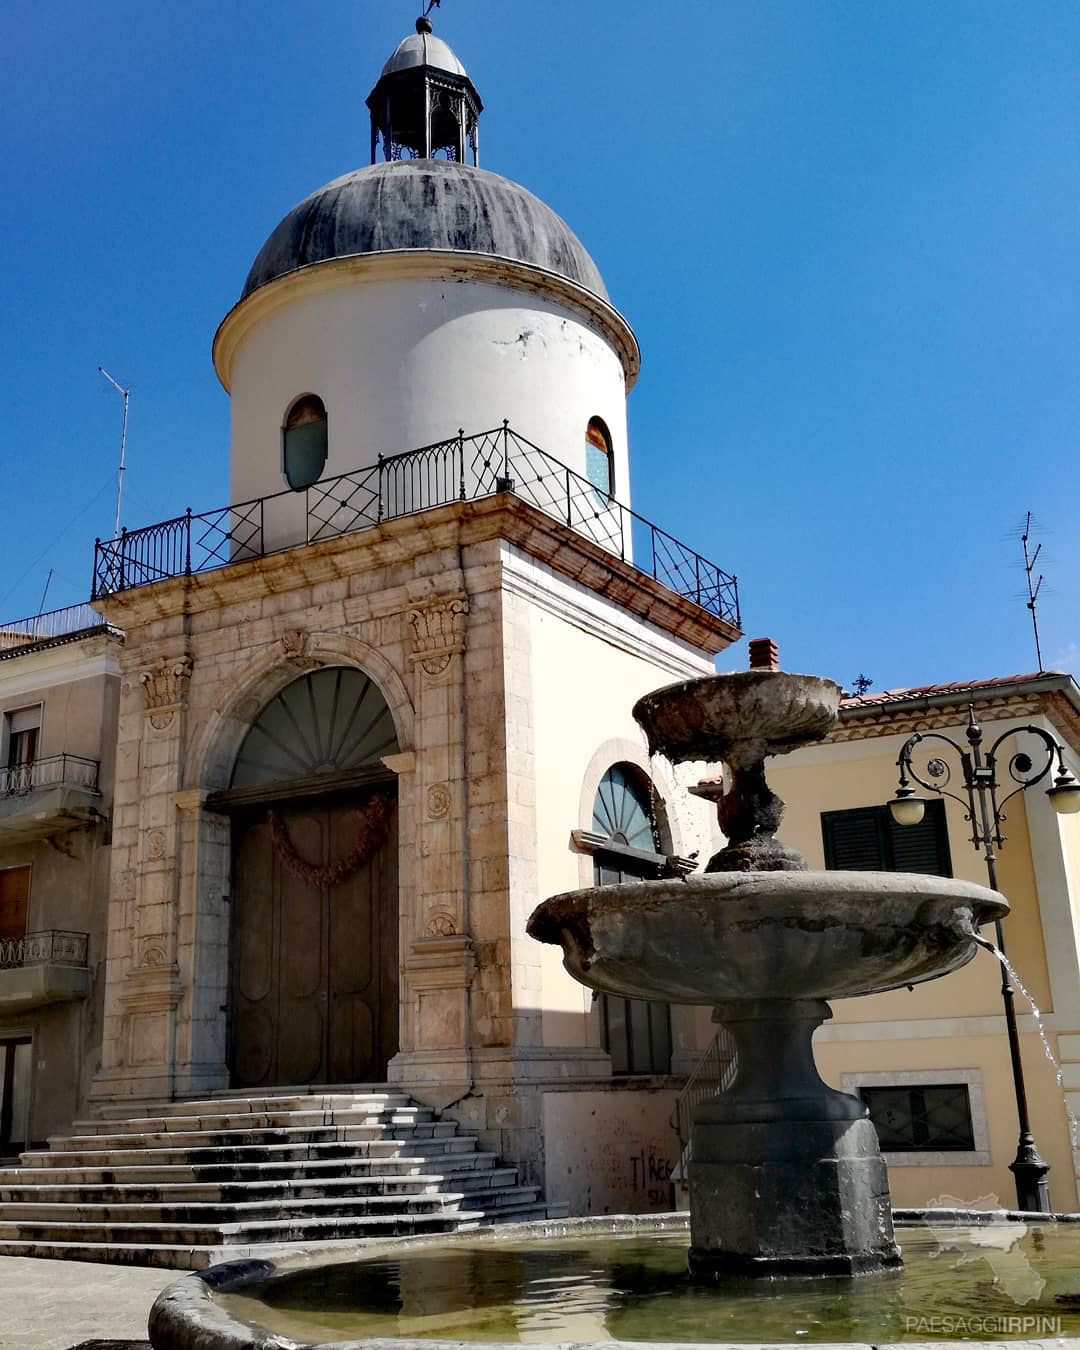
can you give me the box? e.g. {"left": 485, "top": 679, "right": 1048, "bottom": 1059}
{"left": 822, "top": 801, "right": 952, "bottom": 878}
{"left": 887, "top": 799, "right": 952, "bottom": 877}
{"left": 822, "top": 809, "right": 886, "bottom": 870}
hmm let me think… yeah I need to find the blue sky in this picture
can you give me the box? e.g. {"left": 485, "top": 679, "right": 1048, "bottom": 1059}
{"left": 2, "top": 1, "right": 1077, "bottom": 690}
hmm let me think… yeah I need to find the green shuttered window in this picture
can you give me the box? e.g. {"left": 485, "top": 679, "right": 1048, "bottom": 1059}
{"left": 821, "top": 800, "right": 952, "bottom": 877}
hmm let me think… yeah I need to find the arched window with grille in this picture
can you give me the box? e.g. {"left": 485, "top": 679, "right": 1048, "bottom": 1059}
{"left": 282, "top": 394, "right": 328, "bottom": 491}
{"left": 590, "top": 764, "right": 672, "bottom": 1076}
{"left": 585, "top": 416, "right": 614, "bottom": 500}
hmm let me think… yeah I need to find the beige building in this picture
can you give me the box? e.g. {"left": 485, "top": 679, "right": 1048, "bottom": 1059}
{"left": 0, "top": 605, "right": 121, "bottom": 1151}
{"left": 770, "top": 671, "right": 1080, "bottom": 1212}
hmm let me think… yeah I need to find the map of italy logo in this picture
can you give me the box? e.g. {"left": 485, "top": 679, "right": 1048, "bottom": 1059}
{"left": 923, "top": 1196, "right": 1046, "bottom": 1305}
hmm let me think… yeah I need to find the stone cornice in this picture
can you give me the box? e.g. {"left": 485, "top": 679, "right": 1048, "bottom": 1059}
{"left": 91, "top": 497, "right": 738, "bottom": 658}
{"left": 212, "top": 250, "right": 641, "bottom": 393}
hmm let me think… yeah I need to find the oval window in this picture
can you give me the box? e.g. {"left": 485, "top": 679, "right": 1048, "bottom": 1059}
{"left": 283, "top": 395, "right": 328, "bottom": 491}
{"left": 585, "top": 417, "right": 614, "bottom": 499}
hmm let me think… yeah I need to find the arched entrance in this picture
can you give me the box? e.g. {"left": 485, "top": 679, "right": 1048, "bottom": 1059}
{"left": 224, "top": 666, "right": 401, "bottom": 1088}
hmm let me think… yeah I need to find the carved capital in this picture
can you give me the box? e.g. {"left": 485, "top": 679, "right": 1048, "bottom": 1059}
{"left": 139, "top": 654, "right": 193, "bottom": 728}
{"left": 407, "top": 597, "right": 469, "bottom": 676}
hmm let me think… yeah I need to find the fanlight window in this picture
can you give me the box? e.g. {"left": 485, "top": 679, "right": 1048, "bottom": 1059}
{"left": 592, "top": 764, "right": 656, "bottom": 852}
{"left": 231, "top": 667, "right": 399, "bottom": 787}
{"left": 585, "top": 417, "right": 614, "bottom": 499}
{"left": 283, "top": 394, "right": 328, "bottom": 491}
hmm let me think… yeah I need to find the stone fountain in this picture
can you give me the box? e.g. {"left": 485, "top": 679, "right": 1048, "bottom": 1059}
{"left": 528, "top": 640, "right": 1008, "bottom": 1281}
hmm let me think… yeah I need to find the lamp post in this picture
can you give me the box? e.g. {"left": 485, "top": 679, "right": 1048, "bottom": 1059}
{"left": 887, "top": 704, "right": 1080, "bottom": 1212}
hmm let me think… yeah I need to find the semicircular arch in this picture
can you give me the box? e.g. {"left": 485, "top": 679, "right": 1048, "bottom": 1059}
{"left": 187, "top": 632, "right": 415, "bottom": 792}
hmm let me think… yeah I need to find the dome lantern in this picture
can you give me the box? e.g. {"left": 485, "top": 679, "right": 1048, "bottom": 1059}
{"left": 366, "top": 15, "right": 482, "bottom": 165}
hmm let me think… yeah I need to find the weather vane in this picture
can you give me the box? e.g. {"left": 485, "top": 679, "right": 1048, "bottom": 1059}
{"left": 423, "top": 0, "right": 440, "bottom": 16}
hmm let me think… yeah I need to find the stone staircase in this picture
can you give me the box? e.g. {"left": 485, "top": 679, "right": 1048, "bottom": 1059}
{"left": 0, "top": 1088, "right": 563, "bottom": 1268}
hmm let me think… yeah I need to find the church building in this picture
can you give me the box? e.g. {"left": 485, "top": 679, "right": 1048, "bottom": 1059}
{"left": 0, "top": 16, "right": 739, "bottom": 1259}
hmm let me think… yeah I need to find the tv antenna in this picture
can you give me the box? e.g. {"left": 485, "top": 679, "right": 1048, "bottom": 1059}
{"left": 1021, "top": 511, "right": 1045, "bottom": 673}
{"left": 98, "top": 367, "right": 130, "bottom": 539}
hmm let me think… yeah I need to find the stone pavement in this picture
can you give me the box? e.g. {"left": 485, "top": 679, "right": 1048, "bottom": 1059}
{"left": 0, "top": 1255, "right": 170, "bottom": 1350}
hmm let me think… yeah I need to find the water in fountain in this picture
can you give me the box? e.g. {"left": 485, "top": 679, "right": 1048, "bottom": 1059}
{"left": 972, "top": 933, "right": 1080, "bottom": 1147}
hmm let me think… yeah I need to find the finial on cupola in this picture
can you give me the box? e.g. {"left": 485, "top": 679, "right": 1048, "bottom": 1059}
{"left": 418, "top": 0, "right": 440, "bottom": 30}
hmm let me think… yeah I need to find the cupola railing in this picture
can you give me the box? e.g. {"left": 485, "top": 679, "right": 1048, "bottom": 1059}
{"left": 91, "top": 425, "right": 740, "bottom": 628}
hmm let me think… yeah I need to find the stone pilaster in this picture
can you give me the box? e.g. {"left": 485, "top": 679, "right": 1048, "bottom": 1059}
{"left": 391, "top": 595, "right": 475, "bottom": 1102}
{"left": 93, "top": 651, "right": 192, "bottom": 1102}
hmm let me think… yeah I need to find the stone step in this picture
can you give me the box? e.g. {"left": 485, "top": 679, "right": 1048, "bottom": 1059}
{"left": 0, "top": 1204, "right": 570, "bottom": 1270}
{"left": 0, "top": 1166, "right": 520, "bottom": 1205}
{"left": 0, "top": 1086, "right": 558, "bottom": 1269}
{"left": 92, "top": 1089, "right": 408, "bottom": 1120}
{"left": 47, "top": 1120, "right": 457, "bottom": 1151}
{"left": 0, "top": 1151, "right": 500, "bottom": 1188}
{"left": 0, "top": 1240, "right": 218, "bottom": 1269}
{"left": 0, "top": 1185, "right": 540, "bottom": 1225}
{"left": 0, "top": 1210, "right": 490, "bottom": 1246}
{"left": 68, "top": 1105, "right": 433, "bottom": 1136}
{"left": 18, "top": 1136, "right": 480, "bottom": 1169}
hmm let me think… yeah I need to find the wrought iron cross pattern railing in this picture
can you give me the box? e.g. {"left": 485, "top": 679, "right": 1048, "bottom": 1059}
{"left": 91, "top": 426, "right": 740, "bottom": 627}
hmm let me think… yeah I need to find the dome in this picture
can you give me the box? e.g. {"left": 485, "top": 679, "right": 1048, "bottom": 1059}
{"left": 381, "top": 29, "right": 467, "bottom": 78}
{"left": 241, "top": 159, "right": 608, "bottom": 301}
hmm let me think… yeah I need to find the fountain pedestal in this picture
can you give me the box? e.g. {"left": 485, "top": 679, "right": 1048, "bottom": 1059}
{"left": 688, "top": 1000, "right": 899, "bottom": 1278}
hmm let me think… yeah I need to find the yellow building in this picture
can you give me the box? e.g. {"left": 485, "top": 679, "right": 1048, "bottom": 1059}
{"left": 769, "top": 670, "right": 1080, "bottom": 1212}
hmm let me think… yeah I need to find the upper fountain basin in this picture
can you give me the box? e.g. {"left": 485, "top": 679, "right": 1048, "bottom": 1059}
{"left": 527, "top": 872, "right": 1008, "bottom": 1004}
{"left": 632, "top": 671, "right": 842, "bottom": 766}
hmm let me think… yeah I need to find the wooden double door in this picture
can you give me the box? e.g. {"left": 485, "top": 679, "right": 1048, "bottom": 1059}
{"left": 228, "top": 792, "right": 399, "bottom": 1088}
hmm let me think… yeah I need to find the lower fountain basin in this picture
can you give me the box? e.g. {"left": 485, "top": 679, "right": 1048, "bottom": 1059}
{"left": 527, "top": 871, "right": 1007, "bottom": 1004}
{"left": 149, "top": 1214, "right": 1080, "bottom": 1348}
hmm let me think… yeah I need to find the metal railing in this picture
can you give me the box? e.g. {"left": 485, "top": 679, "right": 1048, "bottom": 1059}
{"left": 0, "top": 604, "right": 107, "bottom": 656}
{"left": 672, "top": 1026, "right": 739, "bottom": 1162}
{"left": 91, "top": 425, "right": 740, "bottom": 627}
{"left": 0, "top": 930, "right": 89, "bottom": 970}
{"left": 0, "top": 754, "right": 100, "bottom": 798}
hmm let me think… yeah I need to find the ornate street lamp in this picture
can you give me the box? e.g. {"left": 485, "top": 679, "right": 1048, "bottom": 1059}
{"left": 887, "top": 704, "right": 1080, "bottom": 1212}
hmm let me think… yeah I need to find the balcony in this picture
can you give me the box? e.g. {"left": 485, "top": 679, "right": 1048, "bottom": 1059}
{"left": 0, "top": 603, "right": 112, "bottom": 660}
{"left": 0, "top": 755, "right": 102, "bottom": 844}
{"left": 0, "top": 931, "right": 90, "bottom": 1012}
{"left": 91, "top": 424, "right": 741, "bottom": 633}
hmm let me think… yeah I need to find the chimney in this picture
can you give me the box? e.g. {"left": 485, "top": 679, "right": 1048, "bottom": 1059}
{"left": 748, "top": 637, "right": 780, "bottom": 671}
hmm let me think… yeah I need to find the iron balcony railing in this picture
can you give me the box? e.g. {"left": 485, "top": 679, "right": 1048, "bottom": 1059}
{"left": 0, "top": 931, "right": 89, "bottom": 971}
{"left": 672, "top": 1026, "right": 739, "bottom": 1163}
{"left": 0, "top": 754, "right": 100, "bottom": 798}
{"left": 0, "top": 603, "right": 108, "bottom": 656}
{"left": 91, "top": 425, "right": 740, "bottom": 627}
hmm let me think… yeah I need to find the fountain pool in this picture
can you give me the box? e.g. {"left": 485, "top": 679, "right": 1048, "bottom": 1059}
{"left": 150, "top": 1213, "right": 1080, "bottom": 1347}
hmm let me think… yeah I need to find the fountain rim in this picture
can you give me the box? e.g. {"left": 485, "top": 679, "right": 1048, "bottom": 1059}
{"left": 148, "top": 1210, "right": 1080, "bottom": 1350}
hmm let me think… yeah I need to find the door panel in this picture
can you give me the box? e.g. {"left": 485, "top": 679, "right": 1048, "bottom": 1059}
{"left": 0, "top": 868, "right": 30, "bottom": 942}
{"left": 0, "top": 1039, "right": 32, "bottom": 1151}
{"left": 229, "top": 794, "right": 398, "bottom": 1088}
